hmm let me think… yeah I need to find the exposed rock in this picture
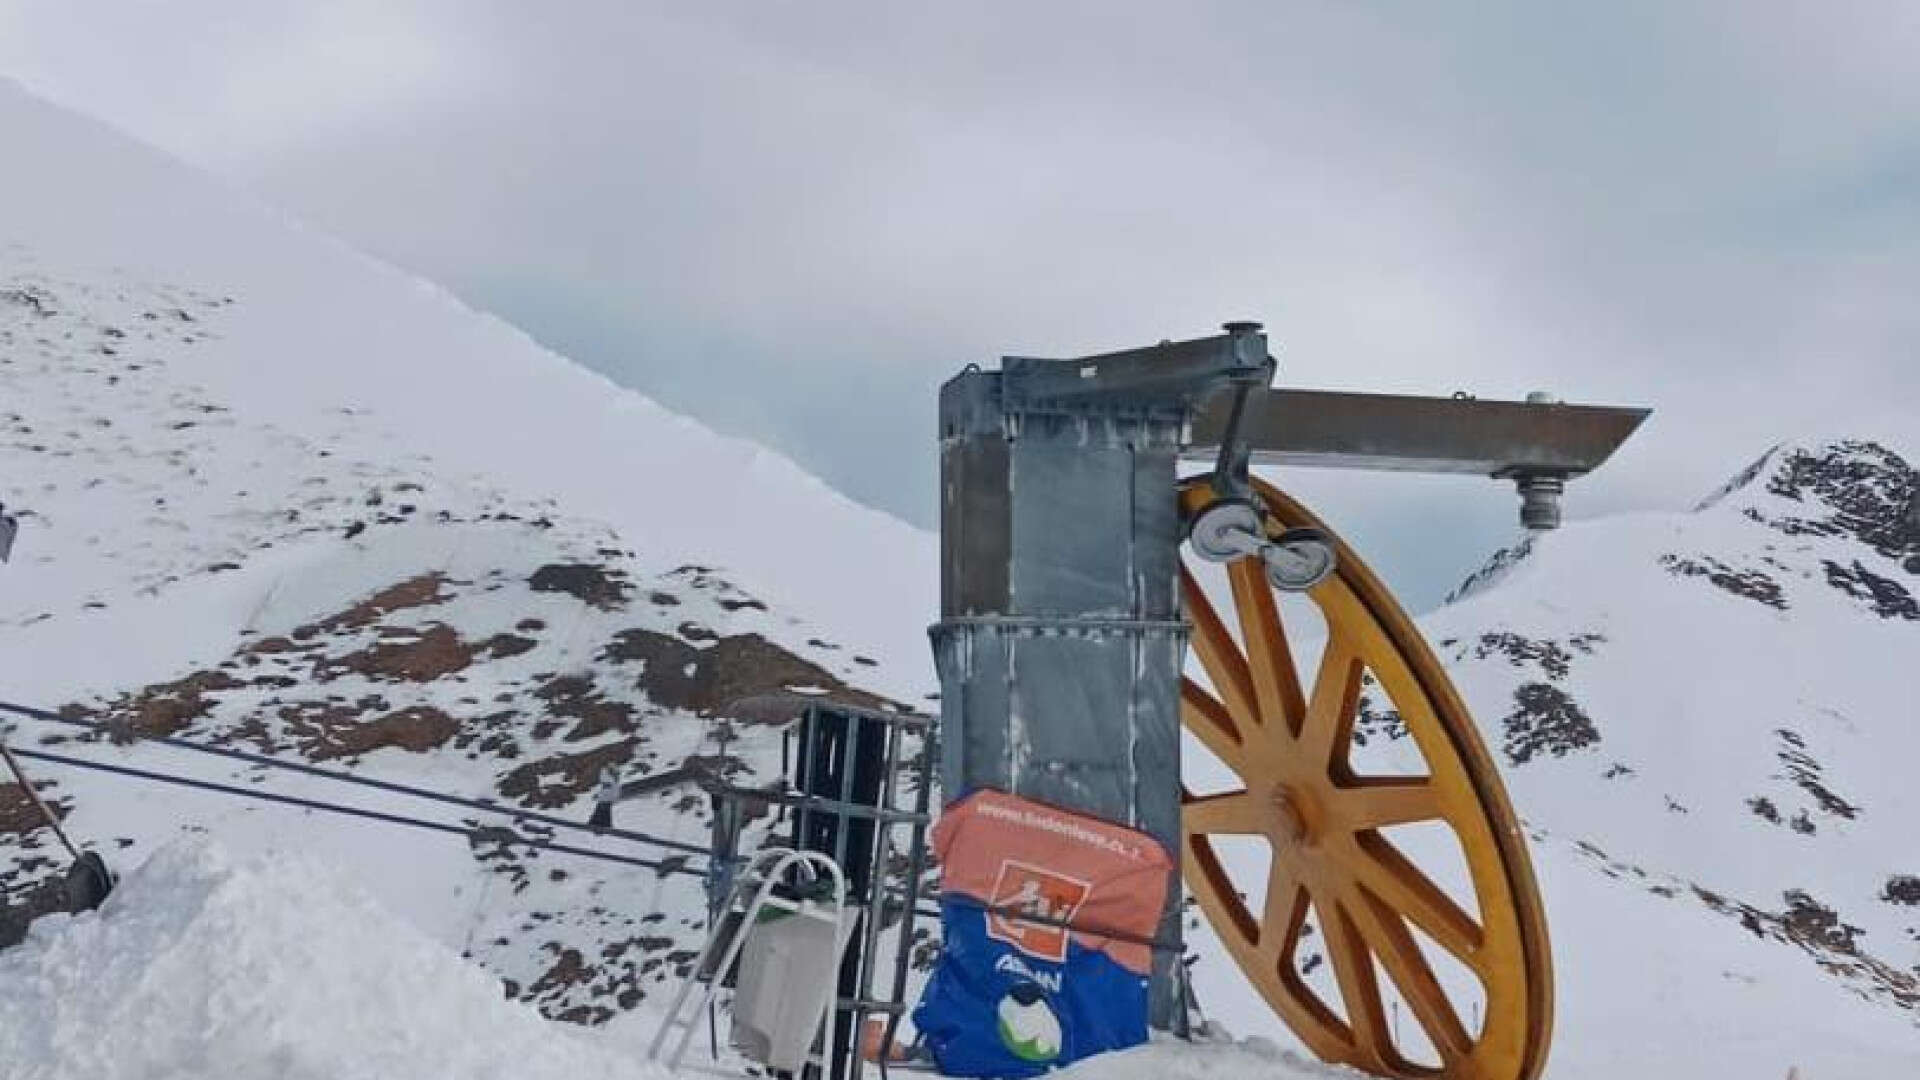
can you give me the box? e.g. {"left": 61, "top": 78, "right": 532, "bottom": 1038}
{"left": 1443, "top": 536, "right": 1536, "bottom": 606}
{"left": 278, "top": 702, "right": 461, "bottom": 761}
{"left": 316, "top": 572, "right": 451, "bottom": 633}
{"left": 1774, "top": 728, "right": 1861, "bottom": 821}
{"left": 316, "top": 623, "right": 479, "bottom": 682}
{"left": 1780, "top": 889, "right": 1862, "bottom": 954}
{"left": 1882, "top": 876, "right": 1920, "bottom": 906}
{"left": 500, "top": 737, "right": 640, "bottom": 809}
{"left": 1459, "top": 631, "right": 1604, "bottom": 681}
{"left": 599, "top": 628, "right": 894, "bottom": 717}
{"left": 89, "top": 668, "right": 245, "bottom": 740}
{"left": 1351, "top": 680, "right": 1406, "bottom": 747}
{"left": 529, "top": 563, "right": 630, "bottom": 611}
{"left": 1821, "top": 560, "right": 1918, "bottom": 621}
{"left": 483, "top": 633, "right": 539, "bottom": 659}
{"left": 1751, "top": 441, "right": 1918, "bottom": 561}
{"left": 0, "top": 782, "right": 66, "bottom": 837}
{"left": 1501, "top": 682, "right": 1601, "bottom": 766}
{"left": 1659, "top": 554, "right": 1787, "bottom": 610}
{"left": 532, "top": 675, "right": 636, "bottom": 742}
{"left": 1685, "top": 883, "right": 1918, "bottom": 1009}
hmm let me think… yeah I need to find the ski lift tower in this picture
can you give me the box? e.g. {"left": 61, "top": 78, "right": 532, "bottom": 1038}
{"left": 932, "top": 322, "right": 1646, "bottom": 1080}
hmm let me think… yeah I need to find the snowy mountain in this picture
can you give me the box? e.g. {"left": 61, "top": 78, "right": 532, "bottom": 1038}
{"left": 0, "top": 73, "right": 934, "bottom": 1030}
{"left": 2, "top": 77, "right": 1916, "bottom": 1079}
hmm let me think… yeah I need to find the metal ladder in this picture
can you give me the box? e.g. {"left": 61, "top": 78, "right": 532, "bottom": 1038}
{"left": 648, "top": 847, "right": 848, "bottom": 1073}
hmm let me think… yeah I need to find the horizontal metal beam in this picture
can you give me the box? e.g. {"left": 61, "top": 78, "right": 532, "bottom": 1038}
{"left": 1185, "top": 388, "right": 1650, "bottom": 478}
{"left": 1000, "top": 323, "right": 1271, "bottom": 412}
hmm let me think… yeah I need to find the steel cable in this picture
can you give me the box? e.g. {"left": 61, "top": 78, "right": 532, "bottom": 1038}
{"left": 0, "top": 699, "right": 708, "bottom": 857}
{"left": 9, "top": 745, "right": 706, "bottom": 878}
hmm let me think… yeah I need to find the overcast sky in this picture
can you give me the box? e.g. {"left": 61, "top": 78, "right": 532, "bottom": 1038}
{"left": 4, "top": 2, "right": 1916, "bottom": 609}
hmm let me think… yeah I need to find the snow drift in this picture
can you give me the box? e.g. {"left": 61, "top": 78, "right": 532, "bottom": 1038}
{"left": 0, "top": 840, "right": 665, "bottom": 1080}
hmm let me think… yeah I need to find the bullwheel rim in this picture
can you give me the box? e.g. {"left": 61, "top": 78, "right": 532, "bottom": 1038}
{"left": 1178, "top": 478, "right": 1552, "bottom": 1080}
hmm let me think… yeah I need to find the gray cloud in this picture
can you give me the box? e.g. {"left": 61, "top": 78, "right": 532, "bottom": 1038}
{"left": 4, "top": 1, "right": 1915, "bottom": 608}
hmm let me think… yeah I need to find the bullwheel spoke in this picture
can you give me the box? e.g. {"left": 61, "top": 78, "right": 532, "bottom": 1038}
{"left": 1348, "top": 885, "right": 1476, "bottom": 1066}
{"left": 1181, "top": 680, "right": 1246, "bottom": 768}
{"left": 1184, "top": 790, "right": 1266, "bottom": 835}
{"left": 1182, "top": 567, "right": 1260, "bottom": 730}
{"left": 1316, "top": 895, "right": 1392, "bottom": 1063}
{"left": 1228, "top": 557, "right": 1306, "bottom": 733}
{"left": 1259, "top": 862, "right": 1309, "bottom": 961}
{"left": 1350, "top": 832, "right": 1486, "bottom": 970}
{"left": 1298, "top": 637, "right": 1363, "bottom": 767}
{"left": 1336, "top": 778, "right": 1445, "bottom": 832}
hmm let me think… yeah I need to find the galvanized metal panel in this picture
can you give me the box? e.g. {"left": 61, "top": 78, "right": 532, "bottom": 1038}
{"left": 1006, "top": 634, "right": 1136, "bottom": 823}
{"left": 1128, "top": 631, "right": 1185, "bottom": 848}
{"left": 931, "top": 625, "right": 1012, "bottom": 801}
{"left": 1130, "top": 443, "right": 1181, "bottom": 621}
{"left": 941, "top": 435, "right": 1011, "bottom": 616}
{"left": 1010, "top": 439, "right": 1134, "bottom": 616}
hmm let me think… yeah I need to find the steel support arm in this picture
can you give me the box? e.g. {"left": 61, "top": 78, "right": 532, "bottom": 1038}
{"left": 1185, "top": 388, "right": 1649, "bottom": 478}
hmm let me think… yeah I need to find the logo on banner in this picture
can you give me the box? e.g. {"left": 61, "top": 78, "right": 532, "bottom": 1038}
{"left": 985, "top": 859, "right": 1091, "bottom": 962}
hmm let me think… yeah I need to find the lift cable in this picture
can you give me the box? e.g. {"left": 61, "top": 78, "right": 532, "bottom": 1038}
{"left": 0, "top": 699, "right": 710, "bottom": 860}
{"left": 3, "top": 704, "right": 1181, "bottom": 951}
{"left": 8, "top": 745, "right": 707, "bottom": 879}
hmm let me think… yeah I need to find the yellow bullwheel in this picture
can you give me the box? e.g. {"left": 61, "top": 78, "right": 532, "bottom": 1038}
{"left": 1178, "top": 477, "right": 1553, "bottom": 1080}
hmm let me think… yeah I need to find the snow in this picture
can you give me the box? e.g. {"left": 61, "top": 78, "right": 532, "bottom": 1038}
{"left": 0, "top": 840, "right": 666, "bottom": 1080}
{"left": 1050, "top": 1035, "right": 1363, "bottom": 1079}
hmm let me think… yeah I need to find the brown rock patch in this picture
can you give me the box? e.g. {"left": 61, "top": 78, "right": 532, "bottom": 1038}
{"left": 601, "top": 629, "right": 893, "bottom": 716}
{"left": 278, "top": 702, "right": 461, "bottom": 761}
{"left": 500, "top": 737, "right": 639, "bottom": 809}
{"left": 533, "top": 675, "right": 636, "bottom": 742}
{"left": 289, "top": 573, "right": 452, "bottom": 641}
{"left": 317, "top": 623, "right": 478, "bottom": 682}
{"left": 0, "top": 782, "right": 65, "bottom": 837}
{"left": 86, "top": 669, "right": 245, "bottom": 740}
{"left": 529, "top": 564, "right": 630, "bottom": 611}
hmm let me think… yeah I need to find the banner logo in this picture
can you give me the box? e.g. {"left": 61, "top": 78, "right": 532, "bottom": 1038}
{"left": 985, "top": 859, "right": 1090, "bottom": 963}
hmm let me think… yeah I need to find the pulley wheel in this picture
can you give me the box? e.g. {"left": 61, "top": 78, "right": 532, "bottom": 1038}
{"left": 1177, "top": 478, "right": 1552, "bottom": 1080}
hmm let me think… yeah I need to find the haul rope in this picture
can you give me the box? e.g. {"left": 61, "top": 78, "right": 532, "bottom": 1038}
{"left": 0, "top": 699, "right": 708, "bottom": 858}
{"left": 9, "top": 745, "right": 706, "bottom": 878}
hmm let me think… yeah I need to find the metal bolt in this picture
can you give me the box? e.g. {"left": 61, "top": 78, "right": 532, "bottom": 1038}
{"left": 1516, "top": 473, "right": 1565, "bottom": 531}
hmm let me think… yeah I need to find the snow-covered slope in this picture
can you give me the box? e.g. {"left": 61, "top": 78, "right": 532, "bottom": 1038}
{"left": 2, "top": 75, "right": 1916, "bottom": 1079}
{"left": 0, "top": 74, "right": 932, "bottom": 1026}
{"left": 0, "top": 74, "right": 936, "bottom": 693}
